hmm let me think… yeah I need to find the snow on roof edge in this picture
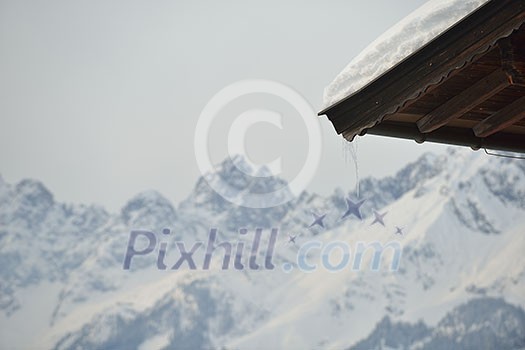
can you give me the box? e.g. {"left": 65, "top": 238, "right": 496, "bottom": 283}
{"left": 321, "top": 0, "right": 491, "bottom": 111}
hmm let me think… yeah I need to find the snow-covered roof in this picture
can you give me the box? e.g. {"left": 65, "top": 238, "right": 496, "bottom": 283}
{"left": 322, "top": 0, "right": 490, "bottom": 110}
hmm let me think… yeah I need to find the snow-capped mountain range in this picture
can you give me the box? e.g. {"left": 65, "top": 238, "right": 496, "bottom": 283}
{"left": 1, "top": 147, "right": 524, "bottom": 349}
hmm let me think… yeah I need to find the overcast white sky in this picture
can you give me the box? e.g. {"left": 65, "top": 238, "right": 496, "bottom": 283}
{"left": 0, "top": 0, "right": 451, "bottom": 211}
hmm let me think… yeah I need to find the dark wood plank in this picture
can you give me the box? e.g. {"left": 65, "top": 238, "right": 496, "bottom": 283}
{"left": 499, "top": 34, "right": 525, "bottom": 86}
{"left": 416, "top": 69, "right": 512, "bottom": 133}
{"left": 402, "top": 47, "right": 503, "bottom": 115}
{"left": 351, "top": 121, "right": 525, "bottom": 153}
{"left": 473, "top": 96, "right": 525, "bottom": 137}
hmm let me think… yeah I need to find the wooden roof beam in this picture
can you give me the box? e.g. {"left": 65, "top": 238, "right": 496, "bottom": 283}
{"left": 499, "top": 35, "right": 525, "bottom": 86}
{"left": 473, "top": 96, "right": 525, "bottom": 137}
{"left": 359, "top": 121, "right": 525, "bottom": 153}
{"left": 416, "top": 69, "right": 512, "bottom": 133}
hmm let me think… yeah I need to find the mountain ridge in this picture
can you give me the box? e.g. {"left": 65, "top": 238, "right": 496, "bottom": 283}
{"left": 1, "top": 148, "right": 524, "bottom": 349}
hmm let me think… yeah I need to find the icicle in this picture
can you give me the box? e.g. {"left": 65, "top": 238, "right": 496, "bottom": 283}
{"left": 341, "top": 139, "right": 360, "bottom": 198}
{"left": 341, "top": 139, "right": 349, "bottom": 165}
{"left": 350, "top": 139, "right": 360, "bottom": 199}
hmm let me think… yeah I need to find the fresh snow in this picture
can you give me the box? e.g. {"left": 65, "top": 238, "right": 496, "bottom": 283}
{"left": 322, "top": 0, "right": 490, "bottom": 109}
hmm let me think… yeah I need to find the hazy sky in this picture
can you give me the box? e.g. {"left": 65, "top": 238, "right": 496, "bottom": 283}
{"left": 0, "top": 0, "right": 451, "bottom": 211}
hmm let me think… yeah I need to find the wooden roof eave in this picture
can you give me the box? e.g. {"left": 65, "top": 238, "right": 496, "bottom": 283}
{"left": 319, "top": 0, "right": 525, "bottom": 142}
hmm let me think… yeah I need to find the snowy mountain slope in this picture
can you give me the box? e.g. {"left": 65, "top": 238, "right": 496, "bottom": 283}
{"left": 351, "top": 297, "right": 525, "bottom": 350}
{"left": 224, "top": 150, "right": 525, "bottom": 349}
{"left": 1, "top": 147, "right": 524, "bottom": 349}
